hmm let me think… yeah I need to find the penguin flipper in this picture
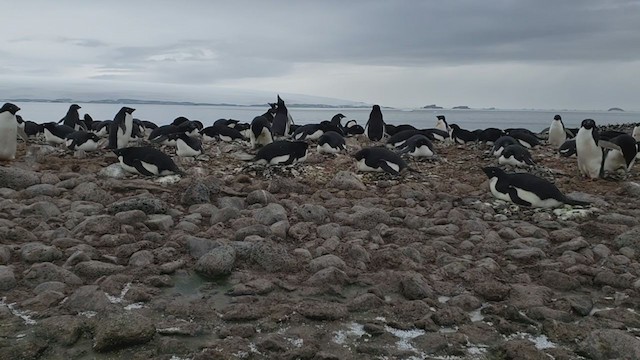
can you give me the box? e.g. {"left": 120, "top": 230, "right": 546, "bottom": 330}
{"left": 598, "top": 140, "right": 622, "bottom": 152}
{"left": 377, "top": 160, "right": 400, "bottom": 175}
{"left": 150, "top": 135, "right": 168, "bottom": 144}
{"left": 133, "top": 161, "right": 155, "bottom": 176}
{"left": 508, "top": 187, "right": 532, "bottom": 206}
{"left": 17, "top": 127, "right": 29, "bottom": 142}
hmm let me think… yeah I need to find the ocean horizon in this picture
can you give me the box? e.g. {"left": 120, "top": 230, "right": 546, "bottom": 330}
{"left": 8, "top": 101, "right": 640, "bottom": 133}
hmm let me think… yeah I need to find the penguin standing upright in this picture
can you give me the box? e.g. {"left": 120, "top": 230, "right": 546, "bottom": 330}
{"left": 435, "top": 115, "right": 450, "bottom": 133}
{"left": 59, "top": 104, "right": 83, "bottom": 130}
{"left": 365, "top": 105, "right": 385, "bottom": 142}
{"left": 575, "top": 119, "right": 603, "bottom": 179}
{"left": 107, "top": 107, "right": 135, "bottom": 149}
{"left": 272, "top": 95, "right": 292, "bottom": 138}
{"left": 0, "top": 103, "right": 20, "bottom": 161}
{"left": 250, "top": 116, "right": 273, "bottom": 149}
{"left": 548, "top": 115, "right": 567, "bottom": 148}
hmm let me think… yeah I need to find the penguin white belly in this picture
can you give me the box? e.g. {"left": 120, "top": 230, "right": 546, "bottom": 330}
{"left": 256, "top": 129, "right": 273, "bottom": 146}
{"left": 219, "top": 135, "right": 233, "bottom": 142}
{"left": 498, "top": 155, "right": 524, "bottom": 167}
{"left": 493, "top": 147, "right": 505, "bottom": 157}
{"left": 141, "top": 161, "right": 160, "bottom": 175}
{"left": 117, "top": 115, "right": 133, "bottom": 149}
{"left": 488, "top": 177, "right": 511, "bottom": 202}
{"left": 409, "top": 145, "right": 434, "bottom": 157}
{"left": 0, "top": 113, "right": 17, "bottom": 160}
{"left": 633, "top": 126, "right": 640, "bottom": 142}
{"left": 317, "top": 143, "right": 340, "bottom": 154}
{"left": 548, "top": 122, "right": 566, "bottom": 148}
{"left": 514, "top": 188, "right": 563, "bottom": 208}
{"left": 76, "top": 140, "right": 99, "bottom": 152}
{"left": 118, "top": 157, "right": 140, "bottom": 174}
{"left": 602, "top": 150, "right": 627, "bottom": 174}
{"left": 517, "top": 139, "right": 532, "bottom": 148}
{"left": 269, "top": 154, "right": 291, "bottom": 165}
{"left": 176, "top": 140, "right": 201, "bottom": 157}
{"left": 356, "top": 158, "right": 383, "bottom": 172}
{"left": 306, "top": 130, "right": 323, "bottom": 141}
{"left": 44, "top": 129, "right": 65, "bottom": 144}
{"left": 576, "top": 132, "right": 602, "bottom": 178}
{"left": 94, "top": 127, "right": 108, "bottom": 138}
{"left": 202, "top": 134, "right": 216, "bottom": 142}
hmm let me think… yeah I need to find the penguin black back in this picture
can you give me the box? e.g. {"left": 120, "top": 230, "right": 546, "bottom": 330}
{"left": 365, "top": 105, "right": 385, "bottom": 141}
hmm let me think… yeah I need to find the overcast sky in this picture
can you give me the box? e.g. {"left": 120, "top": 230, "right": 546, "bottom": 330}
{"left": 2, "top": 0, "right": 640, "bottom": 109}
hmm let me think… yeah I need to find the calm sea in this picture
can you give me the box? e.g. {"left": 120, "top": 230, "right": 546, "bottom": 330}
{"left": 11, "top": 102, "right": 640, "bottom": 132}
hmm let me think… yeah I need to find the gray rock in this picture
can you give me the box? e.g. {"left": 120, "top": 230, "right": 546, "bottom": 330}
{"left": 270, "top": 220, "right": 289, "bottom": 239}
{"left": 579, "top": 329, "right": 640, "bottom": 359}
{"left": 400, "top": 272, "right": 434, "bottom": 300}
{"left": 250, "top": 242, "right": 295, "bottom": 272}
{"left": 614, "top": 226, "right": 640, "bottom": 251}
{"left": 20, "top": 242, "right": 63, "bottom": 263}
{"left": 351, "top": 208, "right": 391, "bottom": 229}
{"left": 128, "top": 250, "right": 154, "bottom": 267}
{"left": 555, "top": 237, "right": 589, "bottom": 253}
{"left": 592, "top": 244, "right": 611, "bottom": 259}
{"left": 211, "top": 207, "right": 241, "bottom": 224}
{"left": 299, "top": 301, "right": 348, "bottom": 320}
{"left": 254, "top": 203, "right": 288, "bottom": 225}
{"left": 474, "top": 280, "right": 511, "bottom": 301}
{"left": 23, "top": 262, "right": 83, "bottom": 287}
{"left": 235, "top": 224, "right": 271, "bottom": 241}
{"left": 108, "top": 195, "right": 167, "bottom": 214}
{"left": 504, "top": 248, "right": 546, "bottom": 261}
{"left": 0, "top": 245, "right": 11, "bottom": 265}
{"left": 181, "top": 181, "right": 211, "bottom": 206}
{"left": 539, "top": 270, "right": 580, "bottom": 291}
{"left": 20, "top": 201, "right": 61, "bottom": 219}
{"left": 296, "top": 204, "right": 329, "bottom": 224}
{"left": 22, "top": 183, "right": 62, "bottom": 198}
{"left": 185, "top": 236, "right": 224, "bottom": 259}
{"left": 564, "top": 294, "right": 593, "bottom": 316}
{"left": 74, "top": 261, "right": 125, "bottom": 279}
{"left": 0, "top": 265, "right": 17, "bottom": 291}
{"left": 145, "top": 214, "right": 174, "bottom": 231}
{"left": 594, "top": 270, "right": 632, "bottom": 289}
{"left": 35, "top": 315, "right": 84, "bottom": 346}
{"left": 328, "top": 171, "right": 366, "bottom": 191}
{"left": 114, "top": 209, "right": 148, "bottom": 224}
{"left": 33, "top": 281, "right": 66, "bottom": 294}
{"left": 0, "top": 167, "right": 41, "bottom": 190}
{"left": 93, "top": 312, "right": 155, "bottom": 352}
{"left": 63, "top": 285, "right": 111, "bottom": 312}
{"left": 72, "top": 182, "right": 114, "bottom": 205}
{"left": 246, "top": 190, "right": 276, "bottom": 205}
{"left": 309, "top": 254, "right": 346, "bottom": 273}
{"left": 317, "top": 223, "right": 341, "bottom": 239}
{"left": 73, "top": 215, "right": 120, "bottom": 235}
{"left": 218, "top": 196, "right": 246, "bottom": 210}
{"left": 69, "top": 201, "right": 104, "bottom": 216}
{"left": 194, "top": 245, "right": 236, "bottom": 278}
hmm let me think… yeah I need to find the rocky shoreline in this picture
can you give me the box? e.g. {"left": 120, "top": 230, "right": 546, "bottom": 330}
{"left": 2, "top": 129, "right": 640, "bottom": 360}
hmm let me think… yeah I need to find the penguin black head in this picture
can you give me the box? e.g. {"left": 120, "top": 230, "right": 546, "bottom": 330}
{"left": 436, "top": 115, "right": 445, "bottom": 120}
{"left": 581, "top": 119, "right": 596, "bottom": 130}
{"left": 372, "top": 105, "right": 381, "bottom": 111}
{"left": 123, "top": 107, "right": 135, "bottom": 114}
{"left": 482, "top": 166, "right": 505, "bottom": 179}
{"left": 16, "top": 115, "right": 24, "bottom": 124}
{"left": 1, "top": 103, "right": 21, "bottom": 115}
{"left": 449, "top": 124, "right": 461, "bottom": 130}
{"left": 70, "top": 104, "right": 81, "bottom": 111}
{"left": 553, "top": 115, "right": 561, "bottom": 121}
{"left": 172, "top": 116, "right": 189, "bottom": 126}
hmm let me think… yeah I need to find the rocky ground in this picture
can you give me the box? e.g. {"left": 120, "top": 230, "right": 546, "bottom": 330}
{"left": 2, "top": 128, "right": 640, "bottom": 360}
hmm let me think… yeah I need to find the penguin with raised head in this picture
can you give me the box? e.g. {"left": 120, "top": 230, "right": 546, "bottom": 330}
{"left": 344, "top": 120, "right": 365, "bottom": 137}
{"left": 59, "top": 104, "right": 83, "bottom": 130}
{"left": 422, "top": 128, "right": 450, "bottom": 142}
{"left": 354, "top": 147, "right": 407, "bottom": 175}
{"left": 398, "top": 134, "right": 435, "bottom": 158}
{"left": 449, "top": 124, "right": 477, "bottom": 144}
{"left": 15, "top": 115, "right": 29, "bottom": 142}
{"left": 365, "top": 105, "right": 385, "bottom": 142}
{"left": 329, "top": 113, "right": 346, "bottom": 130}
{"left": 498, "top": 144, "right": 535, "bottom": 167}
{"left": 107, "top": 107, "right": 135, "bottom": 149}
{"left": 477, "top": 128, "right": 505, "bottom": 145}
{"left": 548, "top": 115, "right": 567, "bottom": 148}
{"left": 113, "top": 147, "right": 184, "bottom": 176}
{"left": 435, "top": 115, "right": 450, "bottom": 133}
{"left": 250, "top": 115, "right": 273, "bottom": 149}
{"left": 559, "top": 139, "right": 577, "bottom": 157}
{"left": 200, "top": 124, "right": 246, "bottom": 142}
{"left": 43, "top": 122, "right": 75, "bottom": 145}
{"left": 272, "top": 95, "right": 292, "bottom": 138}
{"left": 0, "top": 103, "right": 20, "bottom": 160}
{"left": 317, "top": 131, "right": 346, "bottom": 154}
{"left": 254, "top": 140, "right": 308, "bottom": 165}
{"left": 482, "top": 166, "right": 589, "bottom": 208}
{"left": 576, "top": 119, "right": 603, "bottom": 179}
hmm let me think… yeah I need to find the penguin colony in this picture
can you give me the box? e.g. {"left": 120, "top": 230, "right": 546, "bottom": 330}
{"left": 2, "top": 98, "right": 638, "bottom": 208}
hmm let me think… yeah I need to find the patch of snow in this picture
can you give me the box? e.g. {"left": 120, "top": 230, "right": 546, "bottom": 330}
{"left": 1, "top": 297, "right": 37, "bottom": 325}
{"left": 333, "top": 322, "right": 366, "bottom": 345}
{"left": 438, "top": 326, "right": 459, "bottom": 333}
{"left": 505, "top": 332, "right": 556, "bottom": 350}
{"left": 589, "top": 306, "right": 614, "bottom": 316}
{"left": 438, "top": 296, "right": 451, "bottom": 303}
{"left": 157, "top": 327, "right": 182, "bottom": 334}
{"left": 287, "top": 337, "right": 304, "bottom": 348}
{"left": 384, "top": 325, "right": 425, "bottom": 352}
{"left": 124, "top": 302, "right": 145, "bottom": 310}
{"left": 79, "top": 311, "right": 97, "bottom": 318}
{"left": 155, "top": 174, "right": 182, "bottom": 185}
{"left": 169, "top": 356, "right": 193, "bottom": 360}
{"left": 106, "top": 282, "right": 132, "bottom": 304}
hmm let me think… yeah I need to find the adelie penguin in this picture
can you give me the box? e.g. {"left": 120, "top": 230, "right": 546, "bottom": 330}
{"left": 107, "top": 107, "right": 135, "bottom": 150}
{"left": 477, "top": 128, "right": 505, "bottom": 145}
{"left": 293, "top": 121, "right": 342, "bottom": 141}
{"left": 113, "top": 147, "right": 184, "bottom": 176}
{"left": 559, "top": 139, "right": 577, "bottom": 157}
{"left": 254, "top": 140, "right": 308, "bottom": 165}
{"left": 0, "top": 103, "right": 21, "bottom": 161}
{"left": 576, "top": 119, "right": 603, "bottom": 179}
{"left": 492, "top": 136, "right": 518, "bottom": 157}
{"left": 398, "top": 134, "right": 435, "bottom": 158}
{"left": 58, "top": 104, "right": 84, "bottom": 130}
{"left": 344, "top": 120, "right": 365, "bottom": 137}
{"left": 508, "top": 130, "right": 540, "bottom": 148}
{"left": 548, "top": 114, "right": 567, "bottom": 148}
{"left": 250, "top": 115, "right": 273, "bottom": 149}
{"left": 316, "top": 131, "right": 346, "bottom": 154}
{"left": 166, "top": 132, "right": 203, "bottom": 158}
{"left": 482, "top": 166, "right": 589, "bottom": 208}
{"left": 365, "top": 105, "right": 385, "bottom": 142}
{"left": 272, "top": 95, "right": 293, "bottom": 138}
{"left": 43, "top": 122, "right": 75, "bottom": 145}
{"left": 354, "top": 147, "right": 408, "bottom": 175}
{"left": 200, "top": 124, "right": 246, "bottom": 142}
{"left": 65, "top": 131, "right": 102, "bottom": 156}
{"left": 498, "top": 144, "right": 535, "bottom": 167}
{"left": 601, "top": 134, "right": 639, "bottom": 177}
{"left": 449, "top": 124, "right": 477, "bottom": 144}
{"left": 435, "top": 115, "right": 450, "bottom": 133}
